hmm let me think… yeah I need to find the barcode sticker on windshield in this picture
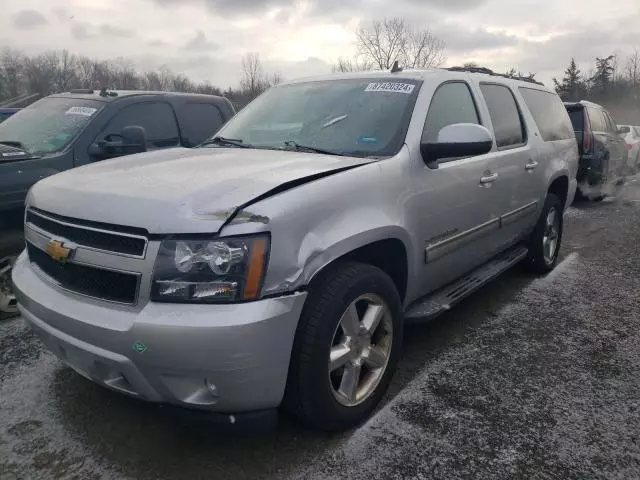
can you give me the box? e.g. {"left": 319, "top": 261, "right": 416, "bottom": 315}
{"left": 65, "top": 106, "right": 97, "bottom": 116}
{"left": 364, "top": 82, "right": 415, "bottom": 94}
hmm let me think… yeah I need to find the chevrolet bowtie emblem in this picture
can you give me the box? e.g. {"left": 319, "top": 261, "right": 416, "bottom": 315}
{"left": 46, "top": 239, "right": 73, "bottom": 263}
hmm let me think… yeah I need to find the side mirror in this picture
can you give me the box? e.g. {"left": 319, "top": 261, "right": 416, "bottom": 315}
{"left": 91, "top": 125, "right": 148, "bottom": 159}
{"left": 618, "top": 126, "right": 630, "bottom": 135}
{"left": 420, "top": 123, "right": 493, "bottom": 169}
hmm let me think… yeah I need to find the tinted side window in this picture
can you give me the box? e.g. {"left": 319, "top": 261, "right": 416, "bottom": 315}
{"left": 181, "top": 103, "right": 224, "bottom": 146}
{"left": 422, "top": 82, "right": 480, "bottom": 142}
{"left": 479, "top": 84, "right": 525, "bottom": 148}
{"left": 587, "top": 108, "right": 606, "bottom": 132}
{"left": 518, "top": 87, "right": 574, "bottom": 141}
{"left": 103, "top": 102, "right": 180, "bottom": 148}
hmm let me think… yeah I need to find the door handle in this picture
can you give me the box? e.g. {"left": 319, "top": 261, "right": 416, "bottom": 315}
{"left": 480, "top": 172, "right": 499, "bottom": 184}
{"left": 525, "top": 160, "right": 539, "bottom": 170}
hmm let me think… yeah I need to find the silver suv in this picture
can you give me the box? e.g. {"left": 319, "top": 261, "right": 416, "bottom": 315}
{"left": 12, "top": 68, "right": 578, "bottom": 431}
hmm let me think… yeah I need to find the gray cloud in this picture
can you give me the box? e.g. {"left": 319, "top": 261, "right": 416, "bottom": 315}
{"left": 183, "top": 30, "right": 219, "bottom": 51}
{"left": 51, "top": 7, "right": 70, "bottom": 21}
{"left": 12, "top": 9, "right": 48, "bottom": 29}
{"left": 100, "top": 24, "right": 135, "bottom": 38}
{"left": 153, "top": 0, "right": 284, "bottom": 16}
{"left": 71, "top": 24, "right": 91, "bottom": 40}
{"left": 404, "top": 0, "right": 486, "bottom": 10}
{"left": 148, "top": 39, "right": 170, "bottom": 47}
{"left": 436, "top": 25, "right": 518, "bottom": 52}
{"left": 71, "top": 22, "right": 135, "bottom": 40}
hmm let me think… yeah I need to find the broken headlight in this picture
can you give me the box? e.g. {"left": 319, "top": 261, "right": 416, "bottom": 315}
{"left": 150, "top": 235, "right": 269, "bottom": 303}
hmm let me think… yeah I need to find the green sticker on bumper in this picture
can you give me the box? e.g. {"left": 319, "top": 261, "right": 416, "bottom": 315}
{"left": 132, "top": 341, "right": 148, "bottom": 354}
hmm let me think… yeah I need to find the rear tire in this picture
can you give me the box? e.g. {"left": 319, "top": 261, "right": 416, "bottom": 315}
{"left": 283, "top": 262, "right": 403, "bottom": 432}
{"left": 523, "top": 193, "right": 564, "bottom": 274}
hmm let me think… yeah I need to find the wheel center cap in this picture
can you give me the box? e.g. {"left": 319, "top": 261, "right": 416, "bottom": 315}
{"left": 352, "top": 334, "right": 370, "bottom": 357}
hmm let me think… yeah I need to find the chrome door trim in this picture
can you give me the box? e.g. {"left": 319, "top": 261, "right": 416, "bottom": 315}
{"left": 500, "top": 201, "right": 538, "bottom": 227}
{"left": 426, "top": 217, "right": 500, "bottom": 263}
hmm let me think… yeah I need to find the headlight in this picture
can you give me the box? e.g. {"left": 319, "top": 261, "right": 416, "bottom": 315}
{"left": 150, "top": 235, "right": 269, "bottom": 303}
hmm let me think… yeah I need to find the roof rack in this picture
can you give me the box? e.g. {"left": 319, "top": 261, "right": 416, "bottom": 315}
{"left": 69, "top": 89, "right": 94, "bottom": 94}
{"left": 446, "top": 66, "right": 544, "bottom": 86}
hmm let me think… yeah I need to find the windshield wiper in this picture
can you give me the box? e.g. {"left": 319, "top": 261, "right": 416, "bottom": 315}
{"left": 201, "top": 136, "right": 252, "bottom": 148}
{"left": 283, "top": 141, "right": 344, "bottom": 157}
{"left": 0, "top": 140, "right": 29, "bottom": 152}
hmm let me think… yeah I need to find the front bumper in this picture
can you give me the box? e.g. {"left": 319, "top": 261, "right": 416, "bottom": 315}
{"left": 12, "top": 252, "right": 307, "bottom": 412}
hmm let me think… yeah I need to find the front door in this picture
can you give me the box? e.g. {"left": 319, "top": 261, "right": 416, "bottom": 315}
{"left": 409, "top": 81, "right": 501, "bottom": 295}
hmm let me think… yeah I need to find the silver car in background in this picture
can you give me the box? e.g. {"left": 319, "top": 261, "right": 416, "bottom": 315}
{"left": 13, "top": 68, "right": 578, "bottom": 431}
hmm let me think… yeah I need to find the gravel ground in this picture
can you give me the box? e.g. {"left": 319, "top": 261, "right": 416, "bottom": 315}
{"left": 1, "top": 181, "right": 640, "bottom": 480}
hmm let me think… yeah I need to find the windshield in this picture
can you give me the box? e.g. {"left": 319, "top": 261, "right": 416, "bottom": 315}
{"left": 0, "top": 97, "right": 104, "bottom": 155}
{"left": 210, "top": 78, "right": 421, "bottom": 157}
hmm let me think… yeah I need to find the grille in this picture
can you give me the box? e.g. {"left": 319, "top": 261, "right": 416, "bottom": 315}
{"left": 26, "top": 209, "right": 147, "bottom": 257}
{"left": 27, "top": 243, "right": 139, "bottom": 304}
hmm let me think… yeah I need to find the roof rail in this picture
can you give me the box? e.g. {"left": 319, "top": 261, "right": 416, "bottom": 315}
{"left": 445, "top": 66, "right": 544, "bottom": 86}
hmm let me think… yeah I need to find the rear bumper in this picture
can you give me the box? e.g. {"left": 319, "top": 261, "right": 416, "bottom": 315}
{"left": 12, "top": 252, "right": 307, "bottom": 412}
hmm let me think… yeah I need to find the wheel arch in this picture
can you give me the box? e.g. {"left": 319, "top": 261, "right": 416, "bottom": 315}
{"left": 307, "top": 236, "right": 410, "bottom": 304}
{"left": 547, "top": 174, "right": 569, "bottom": 209}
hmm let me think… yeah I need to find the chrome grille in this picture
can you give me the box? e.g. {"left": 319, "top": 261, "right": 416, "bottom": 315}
{"left": 24, "top": 208, "right": 148, "bottom": 304}
{"left": 26, "top": 208, "right": 148, "bottom": 258}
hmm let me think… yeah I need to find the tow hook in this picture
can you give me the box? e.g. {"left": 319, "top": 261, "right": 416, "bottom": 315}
{"left": 0, "top": 256, "right": 18, "bottom": 319}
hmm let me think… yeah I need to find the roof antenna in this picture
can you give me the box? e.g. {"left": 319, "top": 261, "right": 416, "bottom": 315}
{"left": 390, "top": 60, "right": 402, "bottom": 73}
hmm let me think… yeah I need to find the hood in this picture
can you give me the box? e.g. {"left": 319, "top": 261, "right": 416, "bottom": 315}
{"left": 28, "top": 147, "right": 372, "bottom": 234}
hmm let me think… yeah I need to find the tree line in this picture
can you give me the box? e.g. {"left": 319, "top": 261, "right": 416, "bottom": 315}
{"left": 0, "top": 48, "right": 281, "bottom": 111}
{"left": 552, "top": 51, "right": 640, "bottom": 124}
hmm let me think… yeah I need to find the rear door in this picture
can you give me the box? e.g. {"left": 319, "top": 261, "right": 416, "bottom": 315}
{"left": 475, "top": 82, "right": 533, "bottom": 251}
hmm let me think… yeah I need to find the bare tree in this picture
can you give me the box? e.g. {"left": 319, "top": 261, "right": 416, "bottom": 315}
{"left": 240, "top": 53, "right": 266, "bottom": 98}
{"left": 268, "top": 71, "right": 283, "bottom": 87}
{"left": 355, "top": 17, "right": 445, "bottom": 71}
{"left": 24, "top": 52, "right": 60, "bottom": 96}
{"left": 0, "top": 48, "right": 25, "bottom": 99}
{"left": 53, "top": 50, "right": 78, "bottom": 92}
{"left": 625, "top": 48, "right": 640, "bottom": 87}
{"left": 332, "top": 56, "right": 375, "bottom": 73}
{"left": 402, "top": 26, "right": 446, "bottom": 69}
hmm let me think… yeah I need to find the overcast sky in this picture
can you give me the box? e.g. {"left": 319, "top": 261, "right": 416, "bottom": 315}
{"left": 2, "top": 0, "right": 639, "bottom": 88}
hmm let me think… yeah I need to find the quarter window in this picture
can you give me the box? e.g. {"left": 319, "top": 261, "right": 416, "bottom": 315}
{"left": 422, "top": 82, "right": 480, "bottom": 142}
{"left": 518, "top": 87, "right": 574, "bottom": 142}
{"left": 479, "top": 84, "right": 525, "bottom": 148}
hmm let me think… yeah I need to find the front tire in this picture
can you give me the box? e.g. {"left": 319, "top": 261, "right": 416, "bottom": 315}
{"left": 283, "top": 262, "right": 403, "bottom": 432}
{"left": 523, "top": 193, "right": 564, "bottom": 274}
